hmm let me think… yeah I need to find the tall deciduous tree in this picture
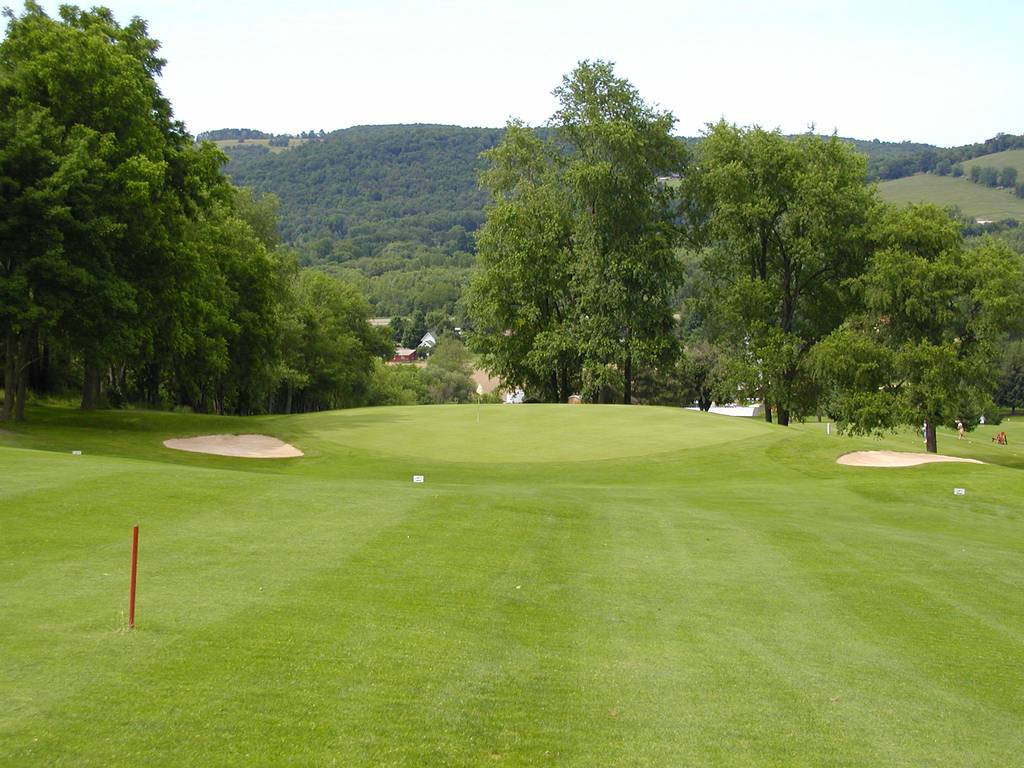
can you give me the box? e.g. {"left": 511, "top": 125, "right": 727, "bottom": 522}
{"left": 466, "top": 122, "right": 579, "bottom": 402}
{"left": 468, "top": 61, "right": 686, "bottom": 404}
{"left": 695, "top": 123, "right": 875, "bottom": 424}
{"left": 0, "top": 2, "right": 209, "bottom": 411}
{"left": 554, "top": 60, "right": 686, "bottom": 403}
{"left": 813, "top": 205, "right": 1024, "bottom": 452}
{"left": 278, "top": 271, "right": 392, "bottom": 413}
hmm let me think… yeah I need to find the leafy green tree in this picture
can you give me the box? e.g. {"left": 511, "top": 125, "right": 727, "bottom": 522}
{"left": 365, "top": 359, "right": 425, "bottom": 406}
{"left": 466, "top": 122, "right": 579, "bottom": 402}
{"left": 979, "top": 166, "right": 999, "bottom": 187}
{"left": 469, "top": 62, "right": 686, "bottom": 404}
{"left": 694, "top": 123, "right": 875, "bottom": 424}
{"left": 0, "top": 2, "right": 216, "bottom": 412}
{"left": 634, "top": 340, "right": 726, "bottom": 410}
{"left": 813, "top": 205, "right": 1024, "bottom": 452}
{"left": 995, "top": 340, "right": 1024, "bottom": 414}
{"left": 0, "top": 76, "right": 88, "bottom": 420}
{"left": 277, "top": 271, "right": 391, "bottom": 412}
{"left": 421, "top": 335, "right": 474, "bottom": 403}
{"left": 999, "top": 166, "right": 1018, "bottom": 188}
{"left": 554, "top": 60, "right": 687, "bottom": 403}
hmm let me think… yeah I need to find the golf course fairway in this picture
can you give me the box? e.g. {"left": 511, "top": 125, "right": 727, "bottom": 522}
{"left": 2, "top": 404, "right": 1022, "bottom": 766}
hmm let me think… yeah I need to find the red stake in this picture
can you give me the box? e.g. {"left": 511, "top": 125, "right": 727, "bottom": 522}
{"left": 128, "top": 526, "right": 139, "bottom": 629}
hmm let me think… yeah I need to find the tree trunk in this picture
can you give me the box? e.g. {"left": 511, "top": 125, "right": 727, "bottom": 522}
{"left": 623, "top": 348, "right": 632, "bottom": 405}
{"left": 285, "top": 382, "right": 293, "bottom": 415}
{"left": 777, "top": 365, "right": 796, "bottom": 426}
{"left": 925, "top": 419, "right": 937, "bottom": 453}
{"left": 2, "top": 329, "right": 16, "bottom": 421}
{"left": 14, "top": 332, "right": 30, "bottom": 421}
{"left": 763, "top": 399, "right": 773, "bottom": 423}
{"left": 29, "top": 336, "right": 51, "bottom": 394}
{"left": 146, "top": 363, "right": 161, "bottom": 408}
{"left": 81, "top": 358, "right": 99, "bottom": 410}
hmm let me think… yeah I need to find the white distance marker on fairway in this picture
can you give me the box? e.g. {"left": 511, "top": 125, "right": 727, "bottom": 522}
{"left": 954, "top": 487, "right": 966, "bottom": 496}
{"left": 413, "top": 475, "right": 424, "bottom": 484}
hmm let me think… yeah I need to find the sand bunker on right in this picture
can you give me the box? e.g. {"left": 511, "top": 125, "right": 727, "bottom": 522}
{"left": 837, "top": 450, "right": 984, "bottom": 467}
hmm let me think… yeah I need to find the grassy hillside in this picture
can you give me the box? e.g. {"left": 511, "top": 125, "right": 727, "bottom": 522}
{"left": 877, "top": 173, "right": 1024, "bottom": 220}
{"left": 958, "top": 148, "right": 1024, "bottom": 179}
{"left": 212, "top": 137, "right": 312, "bottom": 154}
{"left": 3, "top": 405, "right": 1023, "bottom": 766}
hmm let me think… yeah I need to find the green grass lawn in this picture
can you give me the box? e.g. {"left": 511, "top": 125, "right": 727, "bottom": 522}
{"left": 877, "top": 173, "right": 1024, "bottom": 221}
{"left": 958, "top": 149, "right": 1024, "bottom": 180}
{"left": 2, "top": 405, "right": 1023, "bottom": 766}
{"left": 212, "top": 138, "right": 310, "bottom": 154}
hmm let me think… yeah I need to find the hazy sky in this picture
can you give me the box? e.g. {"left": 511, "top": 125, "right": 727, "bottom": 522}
{"left": 28, "top": 0, "right": 1023, "bottom": 146}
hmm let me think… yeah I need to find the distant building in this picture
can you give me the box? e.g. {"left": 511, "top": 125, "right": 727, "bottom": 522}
{"left": 418, "top": 332, "right": 437, "bottom": 349}
{"left": 504, "top": 388, "right": 525, "bottom": 404}
{"left": 389, "top": 347, "right": 417, "bottom": 363}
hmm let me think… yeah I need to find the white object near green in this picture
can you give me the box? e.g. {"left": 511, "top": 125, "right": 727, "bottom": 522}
{"left": 413, "top": 475, "right": 424, "bottom": 484}
{"left": 954, "top": 487, "right": 966, "bottom": 496}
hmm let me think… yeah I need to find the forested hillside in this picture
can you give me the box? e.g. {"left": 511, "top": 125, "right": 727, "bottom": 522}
{"left": 217, "top": 126, "right": 961, "bottom": 318}
{"left": 222, "top": 124, "right": 503, "bottom": 319}
{"left": 224, "top": 124, "right": 501, "bottom": 252}
{"left": 216, "top": 122, "right": 1024, "bottom": 328}
{"left": 223, "top": 127, "right": 947, "bottom": 248}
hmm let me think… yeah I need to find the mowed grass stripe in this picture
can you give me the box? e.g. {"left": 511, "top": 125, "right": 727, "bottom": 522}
{"left": 6, "top": 488, "right": 599, "bottom": 764}
{"left": 1, "top": 450, "right": 422, "bottom": 746}
{"left": 2, "top": 405, "right": 1023, "bottom": 765}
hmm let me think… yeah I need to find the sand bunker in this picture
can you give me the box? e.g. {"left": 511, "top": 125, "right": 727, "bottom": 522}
{"left": 163, "top": 434, "right": 303, "bottom": 459}
{"left": 837, "top": 450, "right": 983, "bottom": 468}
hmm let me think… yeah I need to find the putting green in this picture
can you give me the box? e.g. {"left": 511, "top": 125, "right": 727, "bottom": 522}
{"left": 294, "top": 403, "right": 777, "bottom": 463}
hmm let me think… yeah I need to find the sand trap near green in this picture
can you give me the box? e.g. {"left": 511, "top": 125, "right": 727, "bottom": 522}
{"left": 163, "top": 434, "right": 303, "bottom": 458}
{"left": 837, "top": 450, "right": 984, "bottom": 467}
{"left": 299, "top": 403, "right": 776, "bottom": 463}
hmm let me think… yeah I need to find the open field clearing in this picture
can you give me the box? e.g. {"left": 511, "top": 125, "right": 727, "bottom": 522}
{"left": 2, "top": 405, "right": 1023, "bottom": 766}
{"left": 877, "top": 173, "right": 1024, "bottom": 220}
{"left": 212, "top": 138, "right": 310, "bottom": 154}
{"left": 958, "top": 149, "right": 1024, "bottom": 179}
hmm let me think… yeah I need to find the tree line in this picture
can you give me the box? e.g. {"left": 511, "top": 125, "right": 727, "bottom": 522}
{"left": 466, "top": 61, "right": 1024, "bottom": 451}
{"left": 218, "top": 121, "right": 1024, "bottom": 325}
{"left": 0, "top": 3, "right": 391, "bottom": 420}
{"left": 868, "top": 132, "right": 1024, "bottom": 181}
{"left": 960, "top": 164, "right": 1024, "bottom": 198}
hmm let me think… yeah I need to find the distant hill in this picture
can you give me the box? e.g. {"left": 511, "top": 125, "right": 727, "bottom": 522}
{"left": 877, "top": 173, "right": 1024, "bottom": 222}
{"left": 210, "top": 124, "right": 1020, "bottom": 317}
{"left": 220, "top": 124, "right": 503, "bottom": 319}
{"left": 957, "top": 148, "right": 1024, "bottom": 182}
{"left": 222, "top": 124, "right": 501, "bottom": 253}
{"left": 211, "top": 137, "right": 314, "bottom": 155}
{"left": 219, "top": 125, "right": 945, "bottom": 252}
